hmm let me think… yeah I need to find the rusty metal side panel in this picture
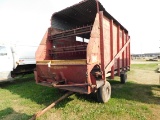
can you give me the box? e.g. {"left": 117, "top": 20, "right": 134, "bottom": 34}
{"left": 36, "top": 59, "right": 88, "bottom": 84}
{"left": 86, "top": 13, "right": 101, "bottom": 92}
{"left": 124, "top": 33, "right": 127, "bottom": 68}
{"left": 117, "top": 26, "right": 120, "bottom": 76}
{"left": 126, "top": 34, "right": 129, "bottom": 67}
{"left": 35, "top": 59, "right": 90, "bottom": 94}
{"left": 119, "top": 29, "right": 123, "bottom": 68}
{"left": 102, "top": 15, "right": 130, "bottom": 74}
{"left": 125, "top": 33, "right": 127, "bottom": 68}
{"left": 113, "top": 24, "right": 118, "bottom": 69}
{"left": 36, "top": 64, "right": 87, "bottom": 84}
{"left": 122, "top": 31, "right": 129, "bottom": 70}
{"left": 87, "top": 13, "right": 100, "bottom": 65}
{"left": 122, "top": 31, "right": 125, "bottom": 69}
{"left": 105, "top": 38, "right": 130, "bottom": 75}
{"left": 129, "top": 38, "right": 131, "bottom": 66}
{"left": 36, "top": 28, "right": 53, "bottom": 61}
{"left": 103, "top": 16, "right": 110, "bottom": 69}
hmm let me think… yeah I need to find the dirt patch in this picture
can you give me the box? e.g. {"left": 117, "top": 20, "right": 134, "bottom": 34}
{"left": 128, "top": 69, "right": 160, "bottom": 85}
{"left": 131, "top": 60, "right": 160, "bottom": 64}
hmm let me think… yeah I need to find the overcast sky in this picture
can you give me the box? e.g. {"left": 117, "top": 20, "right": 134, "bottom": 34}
{"left": 0, "top": 0, "right": 160, "bottom": 54}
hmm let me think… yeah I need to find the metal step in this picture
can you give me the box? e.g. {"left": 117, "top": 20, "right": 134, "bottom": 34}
{"left": 59, "top": 86, "right": 88, "bottom": 94}
{"left": 37, "top": 82, "right": 52, "bottom": 87}
{"left": 37, "top": 82, "right": 88, "bottom": 94}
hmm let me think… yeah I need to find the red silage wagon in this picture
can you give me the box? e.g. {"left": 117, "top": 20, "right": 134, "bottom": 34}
{"left": 34, "top": 0, "right": 130, "bottom": 103}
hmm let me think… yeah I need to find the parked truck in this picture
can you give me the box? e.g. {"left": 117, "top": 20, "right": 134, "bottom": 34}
{"left": 0, "top": 44, "right": 37, "bottom": 82}
{"left": 34, "top": 0, "right": 131, "bottom": 103}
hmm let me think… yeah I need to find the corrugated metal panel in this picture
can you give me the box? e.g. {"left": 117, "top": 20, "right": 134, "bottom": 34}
{"left": 51, "top": 0, "right": 128, "bottom": 33}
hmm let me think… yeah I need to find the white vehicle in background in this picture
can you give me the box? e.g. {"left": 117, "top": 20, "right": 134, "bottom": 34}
{"left": 0, "top": 44, "right": 37, "bottom": 82}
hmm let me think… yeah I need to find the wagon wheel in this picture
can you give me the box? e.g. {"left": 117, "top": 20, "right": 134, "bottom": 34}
{"left": 120, "top": 71, "right": 127, "bottom": 84}
{"left": 97, "top": 81, "right": 111, "bottom": 103}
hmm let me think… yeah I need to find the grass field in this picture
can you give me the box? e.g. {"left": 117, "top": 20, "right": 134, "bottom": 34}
{"left": 0, "top": 62, "right": 160, "bottom": 120}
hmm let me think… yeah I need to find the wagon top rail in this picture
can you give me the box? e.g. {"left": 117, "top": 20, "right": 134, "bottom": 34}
{"left": 36, "top": 59, "right": 87, "bottom": 65}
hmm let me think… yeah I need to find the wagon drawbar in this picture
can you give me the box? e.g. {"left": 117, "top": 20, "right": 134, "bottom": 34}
{"left": 34, "top": 0, "right": 131, "bottom": 103}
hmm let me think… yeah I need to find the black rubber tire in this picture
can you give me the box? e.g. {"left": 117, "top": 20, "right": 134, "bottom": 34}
{"left": 97, "top": 81, "right": 111, "bottom": 103}
{"left": 120, "top": 72, "right": 127, "bottom": 84}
